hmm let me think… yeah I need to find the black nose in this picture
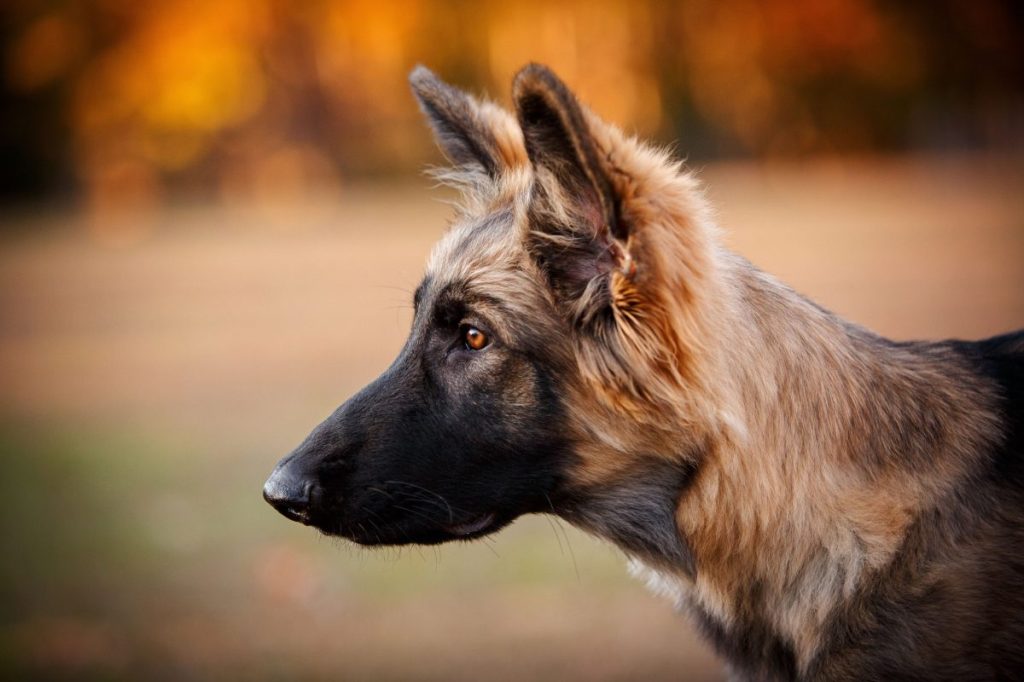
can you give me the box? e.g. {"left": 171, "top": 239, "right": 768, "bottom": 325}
{"left": 263, "top": 467, "right": 315, "bottom": 524}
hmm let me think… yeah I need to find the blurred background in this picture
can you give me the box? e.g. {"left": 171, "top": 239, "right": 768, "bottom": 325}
{"left": 1, "top": 1, "right": 1022, "bottom": 680}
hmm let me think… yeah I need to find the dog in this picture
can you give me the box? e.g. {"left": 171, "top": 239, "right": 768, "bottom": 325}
{"left": 264, "top": 64, "right": 1024, "bottom": 681}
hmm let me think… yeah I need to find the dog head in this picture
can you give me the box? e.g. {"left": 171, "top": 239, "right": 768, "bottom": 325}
{"left": 264, "top": 65, "right": 717, "bottom": 566}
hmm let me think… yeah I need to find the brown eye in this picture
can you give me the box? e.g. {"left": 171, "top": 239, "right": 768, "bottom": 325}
{"left": 464, "top": 326, "right": 489, "bottom": 351}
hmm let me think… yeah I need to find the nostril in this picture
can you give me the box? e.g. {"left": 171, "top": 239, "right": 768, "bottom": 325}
{"left": 307, "top": 481, "right": 326, "bottom": 508}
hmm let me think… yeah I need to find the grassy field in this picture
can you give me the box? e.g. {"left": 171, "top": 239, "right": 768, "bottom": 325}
{"left": 0, "top": 154, "right": 1021, "bottom": 680}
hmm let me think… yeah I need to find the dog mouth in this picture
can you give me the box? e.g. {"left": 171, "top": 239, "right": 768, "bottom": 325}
{"left": 443, "top": 512, "right": 497, "bottom": 537}
{"left": 313, "top": 509, "right": 503, "bottom": 545}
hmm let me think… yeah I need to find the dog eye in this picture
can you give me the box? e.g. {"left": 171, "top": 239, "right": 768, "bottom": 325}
{"left": 464, "top": 326, "right": 489, "bottom": 351}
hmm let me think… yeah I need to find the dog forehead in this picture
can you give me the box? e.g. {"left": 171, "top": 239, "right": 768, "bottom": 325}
{"left": 425, "top": 208, "right": 523, "bottom": 287}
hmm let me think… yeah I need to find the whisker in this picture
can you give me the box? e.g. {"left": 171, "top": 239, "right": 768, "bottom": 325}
{"left": 545, "top": 515, "right": 566, "bottom": 556}
{"left": 385, "top": 481, "right": 457, "bottom": 522}
{"left": 391, "top": 502, "right": 443, "bottom": 527}
{"left": 557, "top": 518, "right": 580, "bottom": 582}
{"left": 479, "top": 535, "right": 500, "bottom": 558}
{"left": 544, "top": 493, "right": 580, "bottom": 581}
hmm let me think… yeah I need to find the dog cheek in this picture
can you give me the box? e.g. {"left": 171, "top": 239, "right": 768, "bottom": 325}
{"left": 504, "top": 364, "right": 536, "bottom": 402}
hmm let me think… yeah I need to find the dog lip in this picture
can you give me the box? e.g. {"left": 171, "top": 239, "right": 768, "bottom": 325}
{"left": 445, "top": 512, "right": 496, "bottom": 536}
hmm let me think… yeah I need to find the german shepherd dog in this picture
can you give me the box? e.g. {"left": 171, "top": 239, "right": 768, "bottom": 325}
{"left": 264, "top": 64, "right": 1024, "bottom": 680}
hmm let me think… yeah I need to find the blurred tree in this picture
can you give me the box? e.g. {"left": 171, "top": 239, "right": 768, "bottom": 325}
{"left": 1, "top": 0, "right": 1021, "bottom": 211}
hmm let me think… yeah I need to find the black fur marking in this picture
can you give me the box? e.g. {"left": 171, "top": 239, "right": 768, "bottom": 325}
{"left": 965, "top": 329, "right": 1024, "bottom": 488}
{"left": 560, "top": 458, "right": 697, "bottom": 576}
{"left": 689, "top": 586, "right": 798, "bottom": 682}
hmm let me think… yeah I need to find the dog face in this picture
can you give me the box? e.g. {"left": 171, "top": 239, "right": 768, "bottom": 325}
{"left": 263, "top": 66, "right": 579, "bottom": 545}
{"left": 264, "top": 65, "right": 707, "bottom": 561}
{"left": 263, "top": 237, "right": 576, "bottom": 544}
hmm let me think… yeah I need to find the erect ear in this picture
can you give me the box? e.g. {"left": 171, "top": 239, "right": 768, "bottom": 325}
{"left": 409, "top": 65, "right": 506, "bottom": 177}
{"left": 513, "top": 64, "right": 630, "bottom": 325}
{"left": 513, "top": 64, "right": 623, "bottom": 240}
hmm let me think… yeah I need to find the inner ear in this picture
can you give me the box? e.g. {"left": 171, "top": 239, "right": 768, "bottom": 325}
{"left": 409, "top": 65, "right": 504, "bottom": 177}
{"left": 512, "top": 64, "right": 623, "bottom": 240}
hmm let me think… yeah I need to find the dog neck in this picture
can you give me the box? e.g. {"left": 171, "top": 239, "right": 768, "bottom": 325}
{"left": 640, "top": 252, "right": 1001, "bottom": 673}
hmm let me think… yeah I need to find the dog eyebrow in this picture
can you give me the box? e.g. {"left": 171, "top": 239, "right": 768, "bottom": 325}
{"left": 436, "top": 281, "right": 507, "bottom": 311}
{"left": 429, "top": 281, "right": 510, "bottom": 328}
